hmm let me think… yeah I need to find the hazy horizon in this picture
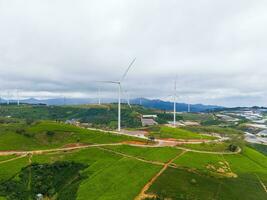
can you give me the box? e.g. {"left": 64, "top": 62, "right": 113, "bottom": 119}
{"left": 1, "top": 1, "right": 267, "bottom": 107}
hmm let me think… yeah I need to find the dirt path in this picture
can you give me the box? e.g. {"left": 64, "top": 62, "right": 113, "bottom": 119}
{"left": 175, "top": 146, "right": 241, "bottom": 155}
{"left": 255, "top": 174, "right": 267, "bottom": 193}
{"left": 98, "top": 147, "right": 165, "bottom": 166}
{"left": 0, "top": 142, "right": 241, "bottom": 157}
{"left": 0, "top": 154, "right": 27, "bottom": 164}
{"left": 135, "top": 151, "right": 187, "bottom": 200}
{"left": 0, "top": 143, "right": 124, "bottom": 156}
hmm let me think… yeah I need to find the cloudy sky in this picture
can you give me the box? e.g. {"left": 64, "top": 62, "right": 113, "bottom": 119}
{"left": 0, "top": 0, "right": 267, "bottom": 107}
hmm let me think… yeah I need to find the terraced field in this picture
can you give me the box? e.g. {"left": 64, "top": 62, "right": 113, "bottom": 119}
{"left": 0, "top": 117, "right": 266, "bottom": 199}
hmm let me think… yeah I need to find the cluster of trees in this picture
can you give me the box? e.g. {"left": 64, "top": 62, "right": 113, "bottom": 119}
{"left": 15, "top": 128, "right": 33, "bottom": 138}
{"left": 228, "top": 144, "right": 239, "bottom": 152}
{"left": 0, "top": 161, "right": 88, "bottom": 200}
{"left": 0, "top": 104, "right": 184, "bottom": 130}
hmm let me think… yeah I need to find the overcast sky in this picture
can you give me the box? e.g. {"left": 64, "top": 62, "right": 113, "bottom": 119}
{"left": 0, "top": 0, "right": 267, "bottom": 107}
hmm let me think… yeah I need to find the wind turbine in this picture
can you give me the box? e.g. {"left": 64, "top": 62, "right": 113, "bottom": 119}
{"left": 123, "top": 89, "right": 132, "bottom": 108}
{"left": 165, "top": 77, "right": 178, "bottom": 127}
{"left": 16, "top": 89, "right": 20, "bottom": 106}
{"left": 98, "top": 58, "right": 136, "bottom": 132}
{"left": 173, "top": 78, "right": 177, "bottom": 127}
{"left": 6, "top": 91, "right": 10, "bottom": 105}
{"left": 97, "top": 87, "right": 101, "bottom": 105}
{"left": 188, "top": 103, "right": 191, "bottom": 112}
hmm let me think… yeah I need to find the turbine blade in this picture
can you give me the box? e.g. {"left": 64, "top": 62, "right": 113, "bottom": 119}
{"left": 96, "top": 80, "right": 120, "bottom": 84}
{"left": 120, "top": 58, "right": 136, "bottom": 82}
{"left": 120, "top": 85, "right": 132, "bottom": 109}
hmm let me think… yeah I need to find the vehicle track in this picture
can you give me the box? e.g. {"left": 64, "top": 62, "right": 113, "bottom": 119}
{"left": 135, "top": 151, "right": 187, "bottom": 200}
{"left": 0, "top": 154, "right": 27, "bottom": 164}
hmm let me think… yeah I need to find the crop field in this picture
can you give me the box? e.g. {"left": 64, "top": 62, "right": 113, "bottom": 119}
{"left": 0, "top": 107, "right": 266, "bottom": 200}
{"left": 146, "top": 146, "right": 267, "bottom": 200}
{"left": 0, "top": 155, "right": 29, "bottom": 182}
{"left": 0, "top": 147, "right": 163, "bottom": 200}
{"left": 249, "top": 143, "right": 267, "bottom": 156}
{"left": 147, "top": 167, "right": 266, "bottom": 200}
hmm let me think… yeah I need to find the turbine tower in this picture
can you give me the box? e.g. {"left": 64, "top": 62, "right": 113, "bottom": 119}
{"left": 98, "top": 58, "right": 136, "bottom": 132}
{"left": 188, "top": 103, "right": 191, "bottom": 112}
{"left": 98, "top": 87, "right": 101, "bottom": 105}
{"left": 6, "top": 91, "right": 10, "bottom": 105}
{"left": 16, "top": 89, "right": 20, "bottom": 106}
{"left": 173, "top": 79, "right": 177, "bottom": 127}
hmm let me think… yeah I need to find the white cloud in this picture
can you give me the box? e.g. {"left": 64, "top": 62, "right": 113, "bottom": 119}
{"left": 0, "top": 0, "right": 267, "bottom": 107}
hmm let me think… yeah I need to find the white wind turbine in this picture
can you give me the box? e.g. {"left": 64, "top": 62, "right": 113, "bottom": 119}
{"left": 16, "top": 89, "right": 20, "bottom": 106}
{"left": 165, "top": 77, "right": 178, "bottom": 127}
{"left": 98, "top": 58, "right": 136, "bottom": 132}
{"left": 97, "top": 87, "right": 101, "bottom": 105}
{"left": 173, "top": 78, "right": 177, "bottom": 127}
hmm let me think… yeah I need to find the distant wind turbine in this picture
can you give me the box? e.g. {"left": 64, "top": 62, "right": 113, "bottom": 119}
{"left": 173, "top": 77, "right": 177, "bottom": 127}
{"left": 16, "top": 89, "right": 20, "bottom": 106}
{"left": 165, "top": 77, "right": 178, "bottom": 127}
{"left": 98, "top": 87, "right": 101, "bottom": 105}
{"left": 123, "top": 89, "right": 132, "bottom": 108}
{"left": 188, "top": 103, "right": 191, "bottom": 112}
{"left": 98, "top": 58, "right": 136, "bottom": 132}
{"left": 6, "top": 91, "right": 10, "bottom": 105}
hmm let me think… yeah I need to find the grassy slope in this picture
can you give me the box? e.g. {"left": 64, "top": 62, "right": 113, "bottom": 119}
{"left": 249, "top": 143, "right": 267, "bottom": 156}
{"left": 173, "top": 152, "right": 225, "bottom": 173}
{"left": 148, "top": 146, "right": 267, "bottom": 200}
{"left": 148, "top": 167, "right": 266, "bottom": 200}
{"left": 180, "top": 142, "right": 230, "bottom": 152}
{"left": 150, "top": 126, "right": 216, "bottom": 140}
{"left": 0, "top": 156, "right": 29, "bottom": 182}
{"left": 0, "top": 155, "right": 17, "bottom": 162}
{"left": 32, "top": 148, "right": 161, "bottom": 200}
{"left": 0, "top": 121, "right": 144, "bottom": 151}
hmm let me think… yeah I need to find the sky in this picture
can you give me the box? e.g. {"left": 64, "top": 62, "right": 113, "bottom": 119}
{"left": 0, "top": 0, "right": 267, "bottom": 107}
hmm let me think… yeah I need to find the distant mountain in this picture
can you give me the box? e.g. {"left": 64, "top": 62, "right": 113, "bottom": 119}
{"left": 3, "top": 97, "right": 223, "bottom": 112}
{"left": 130, "top": 98, "right": 223, "bottom": 112}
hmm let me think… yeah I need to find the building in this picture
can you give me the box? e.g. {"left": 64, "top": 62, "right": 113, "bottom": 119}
{"left": 141, "top": 115, "right": 158, "bottom": 126}
{"left": 141, "top": 118, "right": 158, "bottom": 126}
{"left": 65, "top": 119, "right": 80, "bottom": 126}
{"left": 257, "top": 129, "right": 267, "bottom": 137}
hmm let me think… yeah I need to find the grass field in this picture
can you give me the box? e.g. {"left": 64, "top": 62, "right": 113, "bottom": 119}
{"left": 147, "top": 167, "right": 266, "bottom": 200}
{"left": 31, "top": 147, "right": 162, "bottom": 200}
{"left": 0, "top": 155, "right": 17, "bottom": 162}
{"left": 0, "top": 156, "right": 29, "bottom": 182}
{"left": 149, "top": 126, "right": 217, "bottom": 140}
{"left": 180, "top": 142, "right": 230, "bottom": 152}
{"left": 146, "top": 146, "right": 267, "bottom": 200}
{"left": 0, "top": 121, "right": 144, "bottom": 151}
{"left": 249, "top": 143, "right": 267, "bottom": 156}
{"left": 0, "top": 109, "right": 266, "bottom": 200}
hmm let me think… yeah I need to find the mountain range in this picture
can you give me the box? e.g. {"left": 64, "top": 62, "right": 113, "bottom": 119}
{"left": 1, "top": 97, "right": 223, "bottom": 112}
